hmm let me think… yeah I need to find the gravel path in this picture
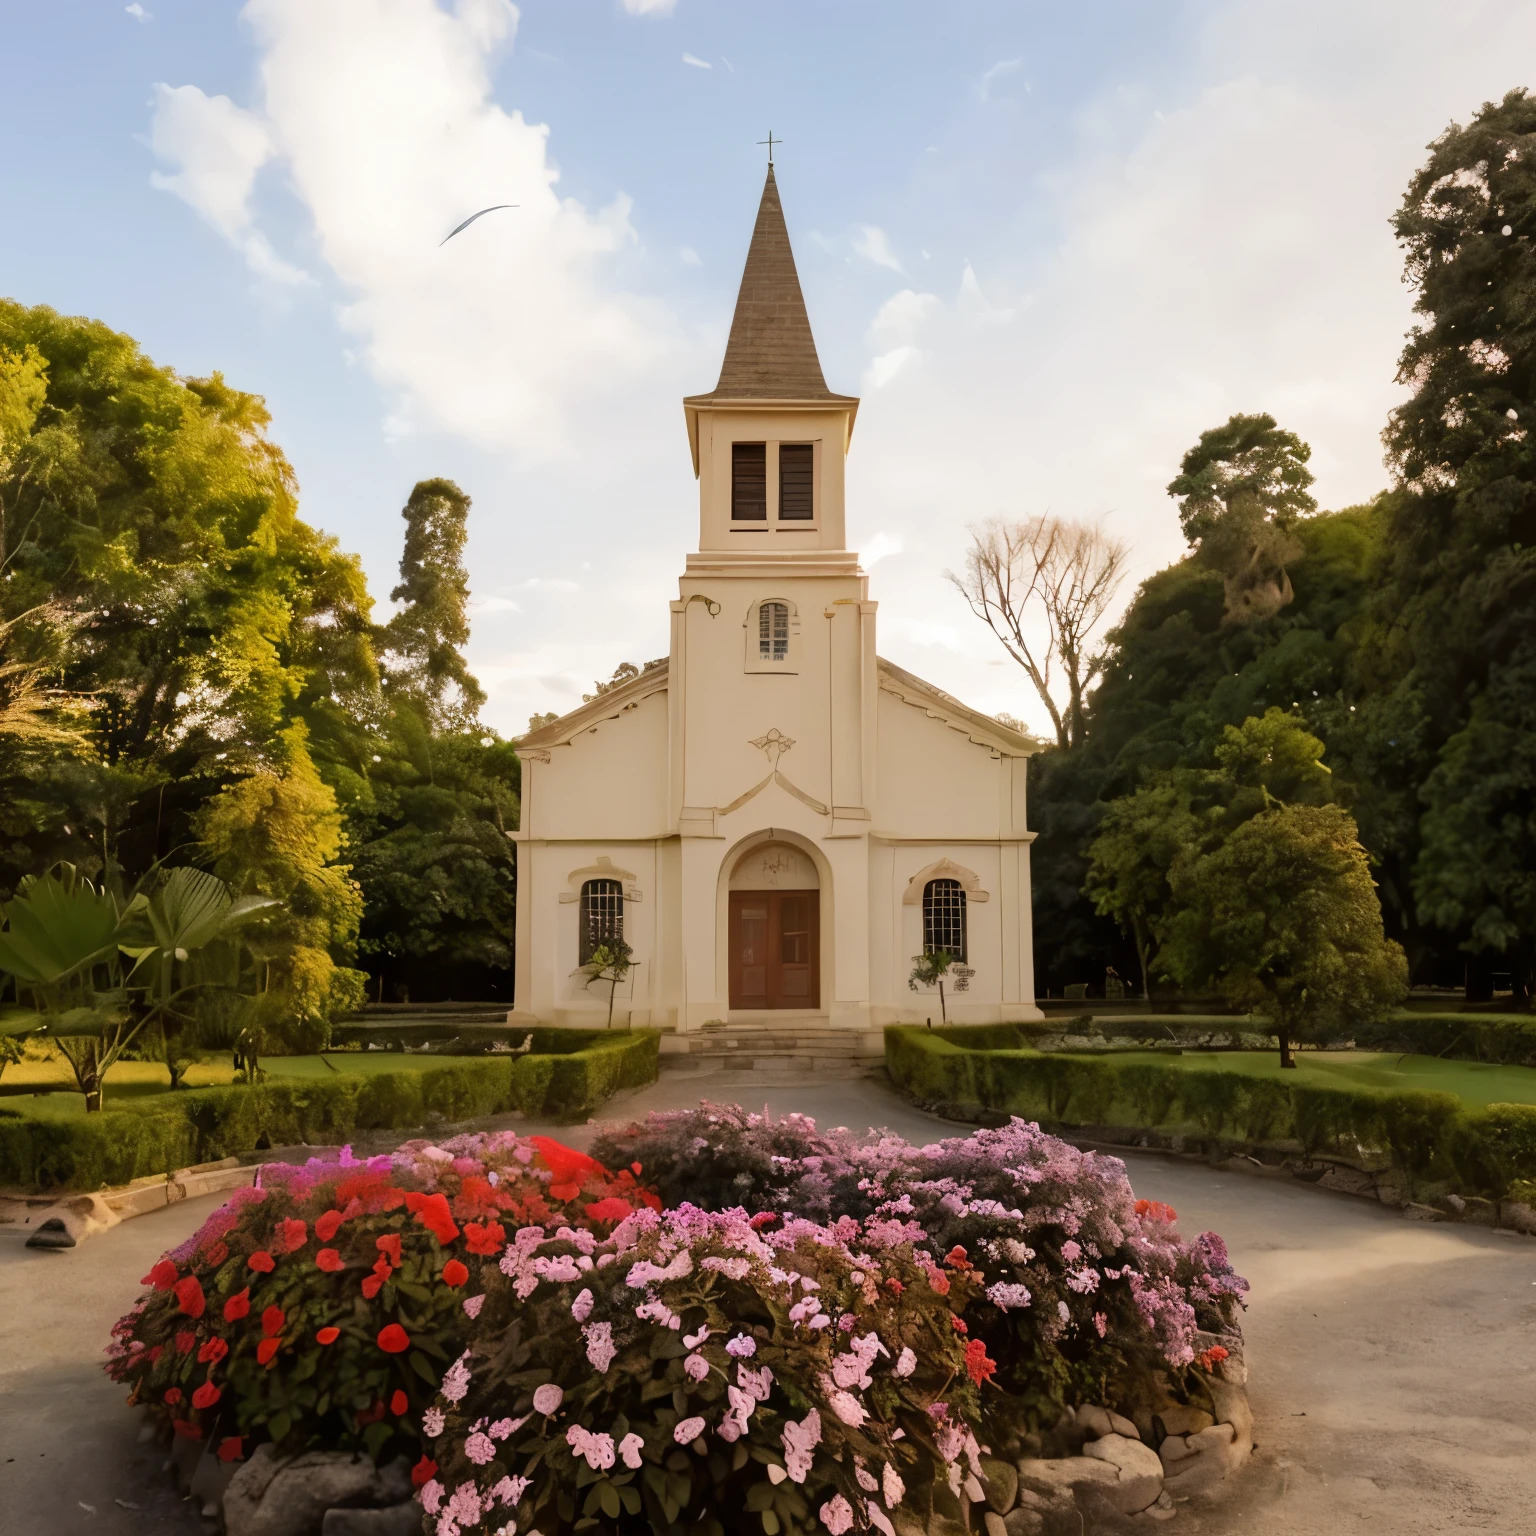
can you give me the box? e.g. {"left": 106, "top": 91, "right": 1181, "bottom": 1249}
{"left": 2, "top": 1062, "right": 1532, "bottom": 1534}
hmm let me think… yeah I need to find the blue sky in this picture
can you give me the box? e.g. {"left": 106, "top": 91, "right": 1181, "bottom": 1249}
{"left": 2, "top": 0, "right": 1533, "bottom": 737}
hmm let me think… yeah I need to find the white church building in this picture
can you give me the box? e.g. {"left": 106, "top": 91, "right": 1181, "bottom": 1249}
{"left": 511, "top": 166, "right": 1043, "bottom": 1040}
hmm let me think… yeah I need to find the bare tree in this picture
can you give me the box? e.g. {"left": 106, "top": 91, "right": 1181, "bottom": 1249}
{"left": 950, "top": 516, "right": 1129, "bottom": 750}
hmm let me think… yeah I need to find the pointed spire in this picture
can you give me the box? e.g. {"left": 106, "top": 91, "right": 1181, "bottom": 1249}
{"left": 696, "top": 165, "right": 852, "bottom": 402}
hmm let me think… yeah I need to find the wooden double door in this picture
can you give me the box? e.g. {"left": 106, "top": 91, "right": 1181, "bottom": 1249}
{"left": 728, "top": 890, "right": 820, "bottom": 1010}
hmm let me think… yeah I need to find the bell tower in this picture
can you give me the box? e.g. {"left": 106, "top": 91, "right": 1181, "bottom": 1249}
{"left": 683, "top": 165, "right": 861, "bottom": 566}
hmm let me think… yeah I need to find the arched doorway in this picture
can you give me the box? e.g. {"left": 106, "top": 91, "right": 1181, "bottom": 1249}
{"left": 727, "top": 840, "right": 821, "bottom": 1010}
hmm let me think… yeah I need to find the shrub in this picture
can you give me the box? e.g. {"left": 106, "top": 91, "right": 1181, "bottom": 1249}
{"left": 0, "top": 1033, "right": 658, "bottom": 1191}
{"left": 428, "top": 1113, "right": 1248, "bottom": 1535}
{"left": 104, "top": 1134, "right": 661, "bottom": 1464}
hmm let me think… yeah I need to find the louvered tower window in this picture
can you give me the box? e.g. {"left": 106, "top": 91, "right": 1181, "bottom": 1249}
{"left": 579, "top": 879, "right": 624, "bottom": 965}
{"left": 758, "top": 601, "right": 790, "bottom": 661}
{"left": 778, "top": 443, "right": 814, "bottom": 519}
{"left": 922, "top": 879, "right": 967, "bottom": 963}
{"left": 732, "top": 442, "right": 767, "bottom": 520}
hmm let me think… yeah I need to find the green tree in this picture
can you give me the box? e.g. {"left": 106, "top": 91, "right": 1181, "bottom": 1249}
{"left": 1167, "top": 412, "right": 1316, "bottom": 624}
{"left": 1369, "top": 87, "right": 1536, "bottom": 1000}
{"left": 581, "top": 939, "right": 636, "bottom": 1029}
{"left": 195, "top": 723, "right": 365, "bottom": 1050}
{"left": 1159, "top": 803, "right": 1407, "bottom": 1066}
{"left": 380, "top": 478, "right": 484, "bottom": 729}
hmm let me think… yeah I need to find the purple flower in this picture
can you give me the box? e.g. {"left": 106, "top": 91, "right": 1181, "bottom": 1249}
{"left": 725, "top": 1333, "right": 757, "bottom": 1358}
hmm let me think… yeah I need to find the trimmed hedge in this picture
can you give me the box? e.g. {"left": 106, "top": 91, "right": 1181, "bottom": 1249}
{"left": 0, "top": 1030, "right": 658, "bottom": 1192}
{"left": 885, "top": 1026, "right": 1536, "bottom": 1196}
{"left": 1346, "top": 1012, "right": 1536, "bottom": 1066}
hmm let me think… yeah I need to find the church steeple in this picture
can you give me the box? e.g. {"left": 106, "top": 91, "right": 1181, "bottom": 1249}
{"left": 683, "top": 164, "right": 858, "bottom": 556}
{"left": 696, "top": 164, "right": 851, "bottom": 403}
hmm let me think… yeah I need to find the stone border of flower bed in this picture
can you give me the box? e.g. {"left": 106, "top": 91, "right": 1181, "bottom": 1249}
{"left": 1, "top": 1155, "right": 259, "bottom": 1248}
{"left": 969, "top": 1332, "right": 1252, "bottom": 1534}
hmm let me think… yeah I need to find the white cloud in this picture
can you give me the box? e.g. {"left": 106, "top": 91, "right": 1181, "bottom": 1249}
{"left": 848, "top": 0, "right": 1536, "bottom": 740}
{"left": 681, "top": 53, "right": 711, "bottom": 69}
{"left": 149, "top": 83, "right": 310, "bottom": 285}
{"left": 860, "top": 531, "right": 904, "bottom": 568}
{"left": 678, "top": 245, "right": 701, "bottom": 266}
{"left": 851, "top": 224, "right": 902, "bottom": 272}
{"left": 151, "top": 0, "right": 685, "bottom": 464}
{"left": 522, "top": 576, "right": 580, "bottom": 592}
{"left": 126, "top": 3, "right": 152, "bottom": 19}
{"left": 621, "top": 0, "right": 677, "bottom": 14}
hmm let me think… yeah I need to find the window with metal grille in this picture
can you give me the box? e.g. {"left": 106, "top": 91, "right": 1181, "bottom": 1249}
{"left": 758, "top": 601, "right": 790, "bottom": 661}
{"left": 922, "top": 879, "right": 967, "bottom": 962}
{"left": 579, "top": 879, "right": 624, "bottom": 965}
{"left": 778, "top": 443, "right": 814, "bottom": 519}
{"left": 732, "top": 442, "right": 767, "bottom": 520}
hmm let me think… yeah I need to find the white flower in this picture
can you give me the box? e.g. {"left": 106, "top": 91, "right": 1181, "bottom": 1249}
{"left": 882, "top": 1463, "right": 905, "bottom": 1507}
{"left": 893, "top": 1347, "right": 916, "bottom": 1378}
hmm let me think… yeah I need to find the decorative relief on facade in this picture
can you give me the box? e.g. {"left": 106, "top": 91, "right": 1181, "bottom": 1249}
{"left": 750, "top": 727, "right": 795, "bottom": 766}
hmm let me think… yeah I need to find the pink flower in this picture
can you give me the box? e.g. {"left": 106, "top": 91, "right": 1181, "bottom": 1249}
{"left": 440, "top": 1355, "right": 472, "bottom": 1405}
{"left": 566, "top": 1425, "right": 616, "bottom": 1471}
{"left": 533, "top": 1383, "right": 564, "bottom": 1416}
{"left": 782, "top": 1408, "right": 822, "bottom": 1483}
{"left": 674, "top": 1416, "right": 706, "bottom": 1444}
{"left": 882, "top": 1463, "right": 905, "bottom": 1506}
{"left": 737, "top": 1363, "right": 773, "bottom": 1402}
{"left": 571, "top": 1288, "right": 594, "bottom": 1322}
{"left": 893, "top": 1347, "right": 916, "bottom": 1378}
{"left": 819, "top": 1493, "right": 854, "bottom": 1535}
{"left": 446, "top": 1482, "right": 482, "bottom": 1526}
{"left": 725, "top": 1333, "right": 756, "bottom": 1359}
{"left": 584, "top": 1321, "right": 617, "bottom": 1373}
{"left": 489, "top": 1417, "right": 522, "bottom": 1440}
{"left": 464, "top": 1433, "right": 496, "bottom": 1467}
{"left": 488, "top": 1474, "right": 529, "bottom": 1508}
{"left": 462, "top": 1294, "right": 485, "bottom": 1320}
{"left": 418, "top": 1480, "right": 443, "bottom": 1514}
{"left": 421, "top": 1408, "right": 444, "bottom": 1438}
{"left": 683, "top": 1353, "right": 709, "bottom": 1381}
{"left": 619, "top": 1432, "right": 645, "bottom": 1469}
{"left": 867, "top": 1501, "right": 896, "bottom": 1536}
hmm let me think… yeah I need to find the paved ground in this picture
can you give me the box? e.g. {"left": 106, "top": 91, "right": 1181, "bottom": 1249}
{"left": 2, "top": 1062, "right": 1533, "bottom": 1534}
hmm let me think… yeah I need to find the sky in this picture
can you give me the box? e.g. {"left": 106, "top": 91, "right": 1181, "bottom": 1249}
{"left": 2, "top": 0, "right": 1534, "bottom": 740}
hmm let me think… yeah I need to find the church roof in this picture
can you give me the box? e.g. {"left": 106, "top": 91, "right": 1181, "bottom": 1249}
{"left": 876, "top": 658, "right": 1044, "bottom": 757}
{"left": 516, "top": 659, "right": 670, "bottom": 751}
{"left": 686, "top": 165, "right": 858, "bottom": 406}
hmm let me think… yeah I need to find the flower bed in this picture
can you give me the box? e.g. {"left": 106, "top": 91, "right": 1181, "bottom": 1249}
{"left": 110, "top": 1108, "right": 1249, "bottom": 1535}
{"left": 105, "top": 1133, "right": 659, "bottom": 1465}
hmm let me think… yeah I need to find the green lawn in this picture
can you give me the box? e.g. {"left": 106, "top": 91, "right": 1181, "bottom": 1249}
{"left": 0, "top": 1050, "right": 487, "bottom": 1120}
{"left": 1061, "top": 1049, "right": 1536, "bottom": 1110}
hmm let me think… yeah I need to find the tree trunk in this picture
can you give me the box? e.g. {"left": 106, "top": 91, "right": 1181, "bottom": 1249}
{"left": 938, "top": 980, "right": 947, "bottom": 1025}
{"left": 1134, "top": 920, "right": 1151, "bottom": 1004}
{"left": 1278, "top": 1024, "right": 1296, "bottom": 1069}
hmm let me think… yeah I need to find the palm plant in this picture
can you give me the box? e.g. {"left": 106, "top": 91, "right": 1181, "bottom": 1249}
{"left": 0, "top": 863, "right": 275, "bottom": 1109}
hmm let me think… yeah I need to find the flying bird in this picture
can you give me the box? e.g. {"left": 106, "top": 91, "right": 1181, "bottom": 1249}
{"left": 440, "top": 205, "right": 519, "bottom": 245}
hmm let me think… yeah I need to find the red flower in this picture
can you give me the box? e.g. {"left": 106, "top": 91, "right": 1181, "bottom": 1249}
{"left": 411, "top": 1456, "right": 438, "bottom": 1489}
{"left": 191, "top": 1382, "right": 222, "bottom": 1411}
{"left": 217, "top": 1437, "right": 244, "bottom": 1464}
{"left": 748, "top": 1212, "right": 779, "bottom": 1231}
{"left": 441, "top": 1259, "right": 469, "bottom": 1288}
{"left": 256, "top": 1338, "right": 280, "bottom": 1367}
{"left": 247, "top": 1251, "right": 275, "bottom": 1274}
{"left": 174, "top": 1275, "right": 206, "bottom": 1319}
{"left": 175, "top": 1332, "right": 197, "bottom": 1354}
{"left": 144, "top": 1259, "right": 178, "bottom": 1291}
{"left": 583, "top": 1198, "right": 631, "bottom": 1225}
{"left": 355, "top": 1400, "right": 387, "bottom": 1427}
{"left": 261, "top": 1306, "right": 285, "bottom": 1337}
{"left": 147, "top": 1346, "right": 164, "bottom": 1365}
{"left": 390, "top": 1389, "right": 408, "bottom": 1416}
{"left": 404, "top": 1192, "right": 459, "bottom": 1246}
{"left": 964, "top": 1338, "right": 997, "bottom": 1387}
{"left": 375, "top": 1233, "right": 403, "bottom": 1268}
{"left": 172, "top": 1419, "right": 203, "bottom": 1440}
{"left": 548, "top": 1182, "right": 581, "bottom": 1202}
{"left": 1195, "top": 1344, "right": 1230, "bottom": 1372}
{"left": 638, "top": 1189, "right": 663, "bottom": 1212}
{"left": 163, "top": 1388, "right": 183, "bottom": 1406}
{"left": 1135, "top": 1199, "right": 1178, "bottom": 1224}
{"left": 361, "top": 1273, "right": 386, "bottom": 1300}
{"left": 315, "top": 1248, "right": 345, "bottom": 1274}
{"left": 198, "top": 1337, "right": 229, "bottom": 1365}
{"left": 376, "top": 1323, "right": 410, "bottom": 1354}
{"left": 945, "top": 1245, "right": 970, "bottom": 1268}
{"left": 529, "top": 1135, "right": 605, "bottom": 1185}
{"left": 276, "top": 1219, "right": 308, "bottom": 1254}
{"left": 463, "top": 1220, "right": 507, "bottom": 1255}
{"left": 950, "top": 1316, "right": 968, "bottom": 1335}
{"left": 203, "top": 1241, "right": 229, "bottom": 1267}
{"left": 315, "top": 1209, "right": 344, "bottom": 1242}
{"left": 923, "top": 1265, "right": 951, "bottom": 1297}
{"left": 631, "top": 1162, "right": 643, "bottom": 1175}
{"left": 223, "top": 1289, "right": 251, "bottom": 1323}
{"left": 316, "top": 1327, "right": 341, "bottom": 1346}
{"left": 886, "top": 1278, "right": 905, "bottom": 1294}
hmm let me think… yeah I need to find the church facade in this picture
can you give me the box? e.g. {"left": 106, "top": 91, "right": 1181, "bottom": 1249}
{"left": 511, "top": 167, "right": 1042, "bottom": 1039}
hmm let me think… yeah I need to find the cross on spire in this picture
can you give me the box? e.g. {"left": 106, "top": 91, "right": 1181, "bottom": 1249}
{"left": 757, "top": 131, "right": 780, "bottom": 165}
